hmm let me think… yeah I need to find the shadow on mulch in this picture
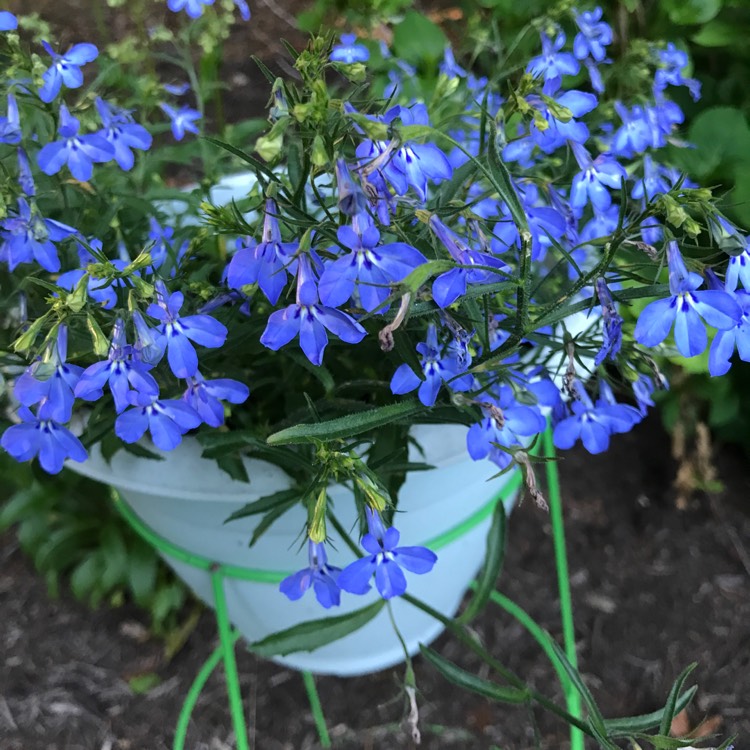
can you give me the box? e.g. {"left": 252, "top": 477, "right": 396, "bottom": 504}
{"left": 2, "top": 416, "right": 749, "bottom": 750}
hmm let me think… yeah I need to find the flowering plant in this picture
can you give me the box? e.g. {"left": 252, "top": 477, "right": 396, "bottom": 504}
{"left": 0, "top": 3, "right": 741, "bottom": 744}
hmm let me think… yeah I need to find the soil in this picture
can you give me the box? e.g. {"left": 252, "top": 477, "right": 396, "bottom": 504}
{"left": 2, "top": 3, "right": 750, "bottom": 748}
{"left": 1, "top": 416, "right": 749, "bottom": 749}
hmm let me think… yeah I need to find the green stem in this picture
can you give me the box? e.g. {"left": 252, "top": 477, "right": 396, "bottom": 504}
{"left": 543, "top": 428, "right": 584, "bottom": 750}
{"left": 302, "top": 672, "right": 331, "bottom": 748}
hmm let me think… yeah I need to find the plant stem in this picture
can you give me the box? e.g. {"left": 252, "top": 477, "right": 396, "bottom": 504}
{"left": 543, "top": 427, "right": 584, "bottom": 750}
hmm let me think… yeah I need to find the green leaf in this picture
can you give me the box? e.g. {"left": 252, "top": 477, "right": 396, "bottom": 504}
{"left": 0, "top": 486, "right": 45, "bottom": 531}
{"left": 216, "top": 454, "right": 250, "bottom": 483}
{"left": 663, "top": 0, "right": 722, "bottom": 25}
{"left": 127, "top": 539, "right": 158, "bottom": 603}
{"left": 458, "top": 501, "right": 507, "bottom": 625}
{"left": 487, "top": 120, "right": 529, "bottom": 234}
{"left": 203, "top": 136, "right": 284, "bottom": 188}
{"left": 691, "top": 19, "right": 741, "bottom": 46}
{"left": 70, "top": 555, "right": 102, "bottom": 600}
{"left": 604, "top": 685, "right": 696, "bottom": 737}
{"left": 250, "top": 600, "right": 385, "bottom": 657}
{"left": 392, "top": 11, "right": 447, "bottom": 65}
{"left": 248, "top": 497, "right": 300, "bottom": 546}
{"left": 659, "top": 663, "right": 698, "bottom": 736}
{"left": 419, "top": 645, "right": 529, "bottom": 703}
{"left": 267, "top": 399, "right": 425, "bottom": 445}
{"left": 224, "top": 488, "right": 301, "bottom": 524}
{"left": 128, "top": 673, "right": 162, "bottom": 694}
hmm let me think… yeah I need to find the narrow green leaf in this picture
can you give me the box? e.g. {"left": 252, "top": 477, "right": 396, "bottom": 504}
{"left": 458, "top": 501, "right": 507, "bottom": 624}
{"left": 487, "top": 119, "right": 529, "bottom": 234}
{"left": 604, "top": 686, "right": 696, "bottom": 737}
{"left": 659, "top": 663, "right": 698, "bottom": 736}
{"left": 267, "top": 399, "right": 424, "bottom": 445}
{"left": 547, "top": 639, "right": 607, "bottom": 735}
{"left": 251, "top": 600, "right": 385, "bottom": 657}
{"left": 632, "top": 733, "right": 699, "bottom": 749}
{"left": 420, "top": 645, "right": 529, "bottom": 704}
{"left": 216, "top": 454, "right": 250, "bottom": 483}
{"left": 203, "top": 136, "right": 283, "bottom": 187}
{"left": 224, "top": 488, "right": 301, "bottom": 523}
{"left": 248, "top": 498, "right": 299, "bottom": 547}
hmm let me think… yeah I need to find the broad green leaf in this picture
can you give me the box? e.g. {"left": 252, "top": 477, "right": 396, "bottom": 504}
{"left": 0, "top": 486, "right": 45, "bottom": 530}
{"left": 216, "top": 454, "right": 250, "bottom": 484}
{"left": 659, "top": 663, "right": 697, "bottom": 736}
{"left": 127, "top": 539, "right": 158, "bottom": 603}
{"left": 692, "top": 19, "right": 741, "bottom": 46}
{"left": 392, "top": 11, "right": 447, "bottom": 65}
{"left": 419, "top": 645, "right": 529, "bottom": 703}
{"left": 663, "top": 0, "right": 722, "bottom": 25}
{"left": 604, "top": 685, "right": 696, "bottom": 737}
{"left": 250, "top": 600, "right": 385, "bottom": 656}
{"left": 458, "top": 501, "right": 507, "bottom": 625}
{"left": 267, "top": 399, "right": 424, "bottom": 445}
{"left": 70, "top": 555, "right": 102, "bottom": 600}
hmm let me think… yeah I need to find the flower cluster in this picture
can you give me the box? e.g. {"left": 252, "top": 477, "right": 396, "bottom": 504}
{"left": 0, "top": 6, "right": 745, "bottom": 608}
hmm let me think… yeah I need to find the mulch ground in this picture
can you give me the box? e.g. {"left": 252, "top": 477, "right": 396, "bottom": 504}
{"left": 2, "top": 417, "right": 749, "bottom": 749}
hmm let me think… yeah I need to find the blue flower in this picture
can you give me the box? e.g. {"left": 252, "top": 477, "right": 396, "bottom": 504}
{"left": 75, "top": 319, "right": 160, "bottom": 413}
{"left": 706, "top": 271, "right": 750, "bottom": 376}
{"left": 330, "top": 33, "right": 369, "bottom": 64}
{"left": 527, "top": 31, "right": 579, "bottom": 90}
{"left": 38, "top": 40, "right": 98, "bottom": 103}
{"left": 634, "top": 241, "right": 741, "bottom": 358}
{"left": 528, "top": 90, "right": 597, "bottom": 153}
{"left": 439, "top": 46, "right": 467, "bottom": 79}
{"left": 159, "top": 103, "right": 201, "bottom": 141}
{"left": 260, "top": 255, "right": 367, "bottom": 366}
{"left": 428, "top": 215, "right": 508, "bottom": 308}
{"left": 227, "top": 199, "right": 298, "bottom": 304}
{"left": 183, "top": 371, "right": 249, "bottom": 427}
{"left": 167, "top": 0, "right": 215, "bottom": 17}
{"left": 95, "top": 98, "right": 152, "bottom": 171}
{"left": 318, "top": 214, "right": 427, "bottom": 312}
{"left": 726, "top": 244, "right": 750, "bottom": 292}
{"left": 611, "top": 102, "right": 652, "bottom": 157}
{"left": 147, "top": 281, "right": 228, "bottom": 378}
{"left": 14, "top": 326, "right": 83, "bottom": 423}
{"left": 338, "top": 508, "right": 437, "bottom": 600}
{"left": 594, "top": 277, "right": 623, "bottom": 366}
{"left": 569, "top": 142, "right": 626, "bottom": 212}
{"left": 17, "top": 148, "right": 35, "bottom": 196}
{"left": 115, "top": 392, "right": 202, "bottom": 451}
{"left": 279, "top": 541, "right": 342, "bottom": 609}
{"left": 0, "top": 198, "right": 76, "bottom": 272}
{"left": 1, "top": 406, "right": 87, "bottom": 474}
{"left": 37, "top": 104, "right": 114, "bottom": 182}
{"left": 573, "top": 7, "right": 612, "bottom": 62}
{"left": 146, "top": 218, "right": 190, "bottom": 271}
{"left": 467, "top": 386, "right": 546, "bottom": 469}
{"left": 553, "top": 381, "right": 639, "bottom": 455}
{"left": 57, "top": 258, "right": 132, "bottom": 310}
{"left": 334, "top": 158, "right": 367, "bottom": 217}
{"left": 233, "top": 0, "right": 251, "bottom": 20}
{"left": 0, "top": 93, "right": 21, "bottom": 144}
{"left": 0, "top": 11, "right": 17, "bottom": 30}
{"left": 390, "top": 324, "right": 472, "bottom": 407}
{"left": 654, "top": 42, "right": 701, "bottom": 101}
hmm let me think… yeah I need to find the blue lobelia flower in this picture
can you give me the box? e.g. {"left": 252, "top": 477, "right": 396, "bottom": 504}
{"left": 528, "top": 89, "right": 597, "bottom": 154}
{"left": 227, "top": 199, "right": 299, "bottom": 304}
{"left": 132, "top": 309, "right": 166, "bottom": 365}
{"left": 594, "top": 277, "right": 623, "bottom": 366}
{"left": 17, "top": 148, "right": 35, "bottom": 196}
{"left": 610, "top": 102, "right": 652, "bottom": 157}
{"left": 232, "top": 0, "right": 251, "bottom": 20}
{"left": 634, "top": 241, "right": 741, "bottom": 358}
{"left": 167, "top": 0, "right": 215, "bottom": 17}
{"left": 146, "top": 218, "right": 190, "bottom": 271}
{"left": 37, "top": 104, "right": 114, "bottom": 182}
{"left": 527, "top": 30, "right": 579, "bottom": 90}
{"left": 318, "top": 213, "right": 427, "bottom": 312}
{"left": 467, "top": 386, "right": 546, "bottom": 470}
{"left": 569, "top": 141, "right": 626, "bottom": 212}
{"left": 0, "top": 198, "right": 76, "bottom": 272}
{"left": 573, "top": 7, "right": 612, "bottom": 62}
{"left": 115, "top": 391, "right": 202, "bottom": 451}
{"left": 725, "top": 243, "right": 750, "bottom": 292}
{"left": 334, "top": 158, "right": 367, "bottom": 217}
{"left": 279, "top": 540, "right": 342, "bottom": 609}
{"left": 1, "top": 406, "right": 87, "bottom": 474}
{"left": 0, "top": 10, "right": 17, "bottom": 30}
{"left": 159, "top": 102, "right": 201, "bottom": 141}
{"left": 75, "top": 318, "right": 159, "bottom": 413}
{"left": 429, "top": 215, "right": 508, "bottom": 308}
{"left": 147, "top": 281, "right": 228, "bottom": 378}
{"left": 654, "top": 43, "right": 701, "bottom": 101}
{"left": 706, "top": 271, "right": 750, "bottom": 376}
{"left": 0, "top": 92, "right": 21, "bottom": 144}
{"left": 338, "top": 508, "right": 437, "bottom": 600}
{"left": 57, "top": 258, "right": 132, "bottom": 310}
{"left": 631, "top": 154, "right": 672, "bottom": 204}
{"left": 632, "top": 373, "right": 659, "bottom": 416}
{"left": 14, "top": 325, "right": 83, "bottom": 423}
{"left": 38, "top": 40, "right": 98, "bottom": 103}
{"left": 183, "top": 371, "right": 249, "bottom": 427}
{"left": 95, "top": 98, "right": 152, "bottom": 171}
{"left": 553, "top": 380, "right": 639, "bottom": 455}
{"left": 260, "top": 254, "right": 367, "bottom": 366}
{"left": 390, "top": 324, "right": 472, "bottom": 407}
{"left": 330, "top": 33, "right": 369, "bottom": 64}
{"left": 439, "top": 46, "right": 467, "bottom": 79}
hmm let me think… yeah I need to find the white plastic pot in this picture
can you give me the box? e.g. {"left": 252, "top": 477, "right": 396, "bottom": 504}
{"left": 71, "top": 423, "right": 519, "bottom": 676}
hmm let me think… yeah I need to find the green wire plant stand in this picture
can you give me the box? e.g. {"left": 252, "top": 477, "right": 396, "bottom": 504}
{"left": 112, "top": 428, "right": 582, "bottom": 750}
